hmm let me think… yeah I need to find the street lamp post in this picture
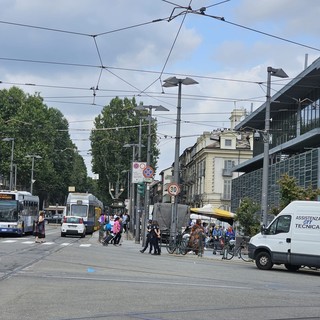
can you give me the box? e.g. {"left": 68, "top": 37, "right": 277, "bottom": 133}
{"left": 2, "top": 138, "right": 15, "bottom": 190}
{"left": 135, "top": 104, "right": 169, "bottom": 245}
{"left": 261, "top": 67, "right": 288, "bottom": 226}
{"left": 123, "top": 143, "right": 144, "bottom": 243}
{"left": 25, "top": 154, "right": 42, "bottom": 194}
{"left": 163, "top": 77, "right": 198, "bottom": 239}
{"left": 135, "top": 105, "right": 169, "bottom": 209}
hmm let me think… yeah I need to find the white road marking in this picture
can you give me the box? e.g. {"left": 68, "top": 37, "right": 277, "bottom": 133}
{"left": 1, "top": 240, "right": 92, "bottom": 248}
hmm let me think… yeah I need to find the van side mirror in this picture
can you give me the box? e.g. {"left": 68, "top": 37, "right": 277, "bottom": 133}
{"left": 260, "top": 224, "right": 266, "bottom": 234}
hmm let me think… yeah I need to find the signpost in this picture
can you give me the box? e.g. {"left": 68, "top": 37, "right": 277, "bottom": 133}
{"left": 167, "top": 183, "right": 180, "bottom": 196}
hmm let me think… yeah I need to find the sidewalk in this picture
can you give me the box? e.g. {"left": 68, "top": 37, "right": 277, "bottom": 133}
{"left": 90, "top": 230, "right": 246, "bottom": 262}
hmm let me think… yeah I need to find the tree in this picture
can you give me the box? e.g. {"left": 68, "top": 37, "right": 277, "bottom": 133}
{"left": 0, "top": 87, "right": 87, "bottom": 207}
{"left": 90, "top": 97, "right": 160, "bottom": 206}
{"left": 234, "top": 197, "right": 260, "bottom": 237}
{"left": 278, "top": 174, "right": 320, "bottom": 210}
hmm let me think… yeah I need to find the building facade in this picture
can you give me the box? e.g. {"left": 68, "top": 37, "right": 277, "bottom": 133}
{"left": 156, "top": 109, "right": 253, "bottom": 212}
{"left": 231, "top": 57, "right": 320, "bottom": 217}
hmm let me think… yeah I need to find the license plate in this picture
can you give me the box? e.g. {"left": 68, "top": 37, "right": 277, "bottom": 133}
{"left": 68, "top": 225, "right": 77, "bottom": 228}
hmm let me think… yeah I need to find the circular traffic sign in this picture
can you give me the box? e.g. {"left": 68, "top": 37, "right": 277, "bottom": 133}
{"left": 167, "top": 183, "right": 180, "bottom": 196}
{"left": 143, "top": 165, "right": 154, "bottom": 178}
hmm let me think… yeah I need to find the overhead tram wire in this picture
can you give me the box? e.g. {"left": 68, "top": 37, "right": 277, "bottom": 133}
{"left": 138, "top": 0, "right": 194, "bottom": 96}
{"left": 187, "top": 7, "right": 320, "bottom": 52}
{"left": 1, "top": 78, "right": 267, "bottom": 105}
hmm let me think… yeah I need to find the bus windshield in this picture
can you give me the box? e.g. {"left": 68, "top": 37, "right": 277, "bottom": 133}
{"left": 70, "top": 205, "right": 87, "bottom": 217}
{"left": 0, "top": 200, "right": 18, "bottom": 222}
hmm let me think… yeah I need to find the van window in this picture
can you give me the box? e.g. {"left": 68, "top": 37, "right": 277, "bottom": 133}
{"left": 268, "top": 215, "right": 291, "bottom": 234}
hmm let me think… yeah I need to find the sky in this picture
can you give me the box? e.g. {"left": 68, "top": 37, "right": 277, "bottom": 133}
{"left": 1, "top": 0, "right": 320, "bottom": 180}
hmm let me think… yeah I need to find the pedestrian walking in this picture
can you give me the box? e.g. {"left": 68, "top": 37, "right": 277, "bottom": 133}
{"left": 112, "top": 216, "right": 121, "bottom": 246}
{"left": 150, "top": 220, "right": 161, "bottom": 255}
{"left": 34, "top": 211, "right": 46, "bottom": 243}
{"left": 98, "top": 212, "right": 106, "bottom": 243}
{"left": 140, "top": 220, "right": 153, "bottom": 254}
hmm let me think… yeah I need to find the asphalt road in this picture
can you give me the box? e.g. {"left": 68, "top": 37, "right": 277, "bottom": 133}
{"left": 1, "top": 225, "right": 320, "bottom": 320}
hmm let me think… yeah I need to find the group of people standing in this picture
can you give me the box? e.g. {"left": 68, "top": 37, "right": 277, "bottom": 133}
{"left": 99, "top": 212, "right": 130, "bottom": 246}
{"left": 211, "top": 224, "right": 235, "bottom": 254}
{"left": 140, "top": 220, "right": 161, "bottom": 255}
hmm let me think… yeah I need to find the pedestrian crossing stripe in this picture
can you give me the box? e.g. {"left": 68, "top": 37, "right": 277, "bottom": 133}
{"left": 1, "top": 240, "right": 91, "bottom": 247}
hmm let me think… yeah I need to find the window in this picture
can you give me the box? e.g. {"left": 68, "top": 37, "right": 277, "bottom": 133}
{"left": 224, "top": 160, "right": 234, "bottom": 170}
{"left": 225, "top": 139, "right": 232, "bottom": 147}
{"left": 223, "top": 180, "right": 232, "bottom": 200}
{"left": 269, "top": 215, "right": 291, "bottom": 234}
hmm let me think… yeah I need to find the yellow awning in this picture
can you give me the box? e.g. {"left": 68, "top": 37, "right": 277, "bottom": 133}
{"left": 190, "top": 205, "right": 235, "bottom": 222}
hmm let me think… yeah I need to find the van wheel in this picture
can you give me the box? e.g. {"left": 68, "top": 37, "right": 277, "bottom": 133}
{"left": 285, "top": 264, "right": 301, "bottom": 272}
{"left": 255, "top": 251, "right": 273, "bottom": 270}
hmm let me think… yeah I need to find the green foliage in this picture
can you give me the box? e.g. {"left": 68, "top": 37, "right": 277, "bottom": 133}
{"left": 90, "top": 97, "right": 160, "bottom": 206}
{"left": 278, "top": 174, "right": 320, "bottom": 210}
{"left": 0, "top": 87, "right": 87, "bottom": 207}
{"left": 235, "top": 197, "right": 260, "bottom": 237}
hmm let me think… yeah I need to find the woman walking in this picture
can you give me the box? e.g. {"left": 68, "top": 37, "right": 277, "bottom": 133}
{"left": 34, "top": 211, "right": 46, "bottom": 243}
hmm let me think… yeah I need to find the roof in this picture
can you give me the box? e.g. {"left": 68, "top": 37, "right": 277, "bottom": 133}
{"left": 233, "top": 57, "right": 320, "bottom": 172}
{"left": 235, "top": 57, "right": 320, "bottom": 132}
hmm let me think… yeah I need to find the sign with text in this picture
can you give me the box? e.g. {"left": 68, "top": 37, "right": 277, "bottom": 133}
{"left": 132, "top": 162, "right": 147, "bottom": 183}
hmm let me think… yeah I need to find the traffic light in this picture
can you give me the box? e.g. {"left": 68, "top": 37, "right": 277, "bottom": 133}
{"left": 137, "top": 182, "right": 145, "bottom": 195}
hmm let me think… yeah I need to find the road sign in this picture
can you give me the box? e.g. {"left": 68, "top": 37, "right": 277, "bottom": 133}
{"left": 132, "top": 162, "right": 147, "bottom": 183}
{"left": 143, "top": 165, "right": 154, "bottom": 178}
{"left": 167, "top": 183, "right": 180, "bottom": 196}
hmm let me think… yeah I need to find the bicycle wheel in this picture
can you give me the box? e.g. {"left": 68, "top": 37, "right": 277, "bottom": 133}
{"left": 166, "top": 238, "right": 176, "bottom": 254}
{"left": 222, "top": 245, "right": 234, "bottom": 260}
{"left": 239, "top": 243, "right": 252, "bottom": 262}
{"left": 179, "top": 239, "right": 188, "bottom": 255}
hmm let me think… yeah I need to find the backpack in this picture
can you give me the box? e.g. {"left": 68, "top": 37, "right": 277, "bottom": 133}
{"left": 104, "top": 223, "right": 112, "bottom": 231}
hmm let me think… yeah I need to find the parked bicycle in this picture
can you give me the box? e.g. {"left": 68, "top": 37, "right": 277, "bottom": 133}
{"left": 221, "top": 236, "right": 252, "bottom": 262}
{"left": 166, "top": 232, "right": 190, "bottom": 255}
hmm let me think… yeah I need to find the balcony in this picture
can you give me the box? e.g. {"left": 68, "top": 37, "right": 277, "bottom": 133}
{"left": 220, "top": 194, "right": 231, "bottom": 201}
{"left": 222, "top": 169, "right": 233, "bottom": 177}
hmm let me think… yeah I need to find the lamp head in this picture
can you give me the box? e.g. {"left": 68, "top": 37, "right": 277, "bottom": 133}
{"left": 254, "top": 131, "right": 260, "bottom": 141}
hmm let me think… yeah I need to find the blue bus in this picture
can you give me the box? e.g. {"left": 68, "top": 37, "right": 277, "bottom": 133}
{"left": 0, "top": 190, "right": 39, "bottom": 236}
{"left": 65, "top": 193, "right": 103, "bottom": 234}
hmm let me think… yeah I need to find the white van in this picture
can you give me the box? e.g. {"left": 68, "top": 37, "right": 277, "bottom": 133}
{"left": 248, "top": 201, "right": 320, "bottom": 271}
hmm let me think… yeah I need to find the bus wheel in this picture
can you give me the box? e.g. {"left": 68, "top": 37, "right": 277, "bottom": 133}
{"left": 255, "top": 251, "right": 273, "bottom": 270}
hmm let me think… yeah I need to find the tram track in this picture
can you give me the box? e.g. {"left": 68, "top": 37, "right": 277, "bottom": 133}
{"left": 0, "top": 230, "right": 84, "bottom": 282}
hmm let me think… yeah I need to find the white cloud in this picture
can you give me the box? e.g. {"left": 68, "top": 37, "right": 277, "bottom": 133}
{"left": 0, "top": 0, "right": 319, "bottom": 178}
